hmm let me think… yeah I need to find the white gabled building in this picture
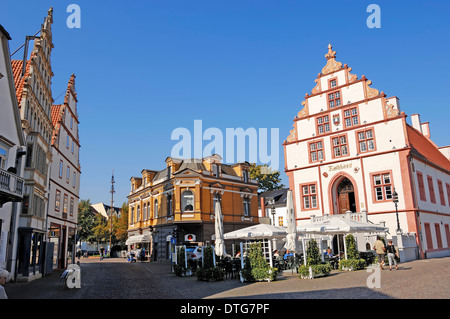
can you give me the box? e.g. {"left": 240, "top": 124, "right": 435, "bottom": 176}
{"left": 47, "top": 74, "right": 81, "bottom": 270}
{"left": 283, "top": 44, "right": 450, "bottom": 260}
{"left": 0, "top": 24, "right": 26, "bottom": 279}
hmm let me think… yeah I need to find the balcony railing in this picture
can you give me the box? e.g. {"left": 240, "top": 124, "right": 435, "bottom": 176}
{"left": 0, "top": 168, "right": 25, "bottom": 205}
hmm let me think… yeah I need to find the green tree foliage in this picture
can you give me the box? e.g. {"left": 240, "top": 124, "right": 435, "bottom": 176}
{"left": 114, "top": 202, "right": 129, "bottom": 243}
{"left": 306, "top": 238, "right": 320, "bottom": 266}
{"left": 345, "top": 234, "right": 359, "bottom": 260}
{"left": 249, "top": 163, "right": 285, "bottom": 193}
{"left": 77, "top": 199, "right": 96, "bottom": 242}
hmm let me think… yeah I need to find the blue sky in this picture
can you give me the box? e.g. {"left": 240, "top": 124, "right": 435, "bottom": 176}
{"left": 2, "top": 0, "right": 449, "bottom": 206}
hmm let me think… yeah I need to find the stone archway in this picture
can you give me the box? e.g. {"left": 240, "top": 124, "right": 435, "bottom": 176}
{"left": 328, "top": 173, "right": 360, "bottom": 215}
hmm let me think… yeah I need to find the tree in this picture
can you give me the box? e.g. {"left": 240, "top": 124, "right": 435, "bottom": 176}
{"left": 77, "top": 199, "right": 96, "bottom": 242}
{"left": 92, "top": 213, "right": 109, "bottom": 243}
{"left": 114, "top": 202, "right": 129, "bottom": 243}
{"left": 249, "top": 163, "right": 285, "bottom": 193}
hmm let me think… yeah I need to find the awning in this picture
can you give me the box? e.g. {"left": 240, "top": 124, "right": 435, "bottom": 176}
{"left": 125, "top": 234, "right": 151, "bottom": 245}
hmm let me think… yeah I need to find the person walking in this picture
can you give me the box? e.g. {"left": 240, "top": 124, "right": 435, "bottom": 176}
{"left": 100, "top": 246, "right": 105, "bottom": 261}
{"left": 0, "top": 270, "right": 9, "bottom": 299}
{"left": 373, "top": 236, "right": 386, "bottom": 270}
{"left": 386, "top": 240, "right": 399, "bottom": 270}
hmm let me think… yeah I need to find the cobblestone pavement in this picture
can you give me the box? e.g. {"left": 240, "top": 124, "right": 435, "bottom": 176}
{"left": 5, "top": 256, "right": 450, "bottom": 299}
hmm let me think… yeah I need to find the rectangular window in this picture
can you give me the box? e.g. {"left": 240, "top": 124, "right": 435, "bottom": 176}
{"left": 55, "top": 190, "right": 61, "bottom": 211}
{"left": 445, "top": 224, "right": 450, "bottom": 248}
{"left": 371, "top": 171, "right": 393, "bottom": 202}
{"left": 308, "top": 140, "right": 324, "bottom": 163}
{"left": 63, "top": 194, "right": 68, "bottom": 214}
{"left": 328, "top": 90, "right": 341, "bottom": 108}
{"left": 301, "top": 183, "right": 318, "bottom": 210}
{"left": 73, "top": 172, "right": 76, "bottom": 187}
{"left": 71, "top": 141, "right": 74, "bottom": 154}
{"left": 316, "top": 115, "right": 330, "bottom": 135}
{"left": 243, "top": 197, "right": 250, "bottom": 216}
{"left": 435, "top": 223, "right": 443, "bottom": 249}
{"left": 437, "top": 180, "right": 446, "bottom": 206}
{"left": 278, "top": 216, "right": 284, "bottom": 226}
{"left": 329, "top": 78, "right": 337, "bottom": 89}
{"left": 0, "top": 146, "right": 7, "bottom": 170}
{"left": 59, "top": 161, "right": 63, "bottom": 178}
{"left": 66, "top": 135, "right": 69, "bottom": 148}
{"left": 66, "top": 166, "right": 70, "bottom": 183}
{"left": 343, "top": 107, "right": 359, "bottom": 128}
{"left": 331, "top": 134, "right": 348, "bottom": 158}
{"left": 357, "top": 128, "right": 375, "bottom": 153}
{"left": 70, "top": 198, "right": 74, "bottom": 216}
{"left": 417, "top": 172, "right": 426, "bottom": 201}
{"left": 447, "top": 183, "right": 450, "bottom": 207}
{"left": 424, "top": 223, "right": 433, "bottom": 250}
{"left": 427, "top": 175, "right": 436, "bottom": 204}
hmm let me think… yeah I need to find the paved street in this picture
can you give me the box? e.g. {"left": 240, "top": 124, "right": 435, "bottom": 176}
{"left": 5, "top": 256, "right": 450, "bottom": 299}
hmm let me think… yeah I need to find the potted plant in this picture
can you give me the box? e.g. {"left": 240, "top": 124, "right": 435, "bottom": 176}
{"left": 195, "top": 246, "right": 224, "bottom": 281}
{"left": 338, "top": 235, "right": 366, "bottom": 271}
{"left": 240, "top": 242, "right": 278, "bottom": 282}
{"left": 298, "top": 239, "right": 331, "bottom": 279}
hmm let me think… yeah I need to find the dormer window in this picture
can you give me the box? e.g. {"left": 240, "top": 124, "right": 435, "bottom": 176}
{"left": 243, "top": 170, "right": 249, "bottom": 183}
{"left": 212, "top": 163, "right": 219, "bottom": 177}
{"left": 167, "top": 166, "right": 171, "bottom": 179}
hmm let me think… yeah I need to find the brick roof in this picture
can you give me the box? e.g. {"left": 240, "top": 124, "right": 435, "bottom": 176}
{"left": 11, "top": 59, "right": 30, "bottom": 106}
{"left": 407, "top": 124, "right": 450, "bottom": 172}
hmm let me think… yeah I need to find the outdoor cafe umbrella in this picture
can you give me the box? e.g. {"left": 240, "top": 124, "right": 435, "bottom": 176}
{"left": 284, "top": 189, "right": 297, "bottom": 253}
{"left": 296, "top": 213, "right": 388, "bottom": 261}
{"left": 222, "top": 223, "right": 287, "bottom": 240}
{"left": 214, "top": 200, "right": 229, "bottom": 257}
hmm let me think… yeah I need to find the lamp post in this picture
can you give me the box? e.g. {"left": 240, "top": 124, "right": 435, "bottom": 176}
{"left": 392, "top": 189, "right": 402, "bottom": 235}
{"left": 268, "top": 197, "right": 276, "bottom": 226}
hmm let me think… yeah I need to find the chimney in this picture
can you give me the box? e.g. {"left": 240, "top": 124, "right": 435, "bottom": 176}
{"left": 421, "top": 122, "right": 430, "bottom": 138}
{"left": 260, "top": 196, "right": 266, "bottom": 217}
{"left": 410, "top": 114, "right": 422, "bottom": 133}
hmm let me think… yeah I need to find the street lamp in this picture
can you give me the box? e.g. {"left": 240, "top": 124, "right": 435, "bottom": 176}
{"left": 392, "top": 189, "right": 402, "bottom": 235}
{"left": 268, "top": 197, "right": 276, "bottom": 226}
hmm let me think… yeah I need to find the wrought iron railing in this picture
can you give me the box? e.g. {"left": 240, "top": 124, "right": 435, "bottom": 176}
{"left": 0, "top": 168, "right": 25, "bottom": 200}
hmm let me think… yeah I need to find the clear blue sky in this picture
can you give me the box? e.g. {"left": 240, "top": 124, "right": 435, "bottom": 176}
{"left": 2, "top": 0, "right": 449, "bottom": 206}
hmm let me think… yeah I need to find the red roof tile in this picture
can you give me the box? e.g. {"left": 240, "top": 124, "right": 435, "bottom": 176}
{"left": 11, "top": 59, "right": 30, "bottom": 106}
{"left": 407, "top": 124, "right": 450, "bottom": 172}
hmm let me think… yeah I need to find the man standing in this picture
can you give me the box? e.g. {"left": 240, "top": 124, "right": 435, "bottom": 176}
{"left": 373, "top": 236, "right": 386, "bottom": 270}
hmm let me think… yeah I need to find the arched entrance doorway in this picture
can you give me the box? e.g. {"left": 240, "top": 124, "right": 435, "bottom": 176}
{"left": 329, "top": 174, "right": 359, "bottom": 215}
{"left": 337, "top": 177, "right": 356, "bottom": 214}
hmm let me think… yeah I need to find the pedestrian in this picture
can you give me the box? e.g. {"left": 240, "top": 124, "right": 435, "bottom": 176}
{"left": 140, "top": 248, "right": 146, "bottom": 262}
{"left": 373, "top": 236, "right": 386, "bottom": 270}
{"left": 0, "top": 269, "right": 9, "bottom": 299}
{"left": 100, "top": 246, "right": 105, "bottom": 260}
{"left": 386, "top": 240, "right": 399, "bottom": 270}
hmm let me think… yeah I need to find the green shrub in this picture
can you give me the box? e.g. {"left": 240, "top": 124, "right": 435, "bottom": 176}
{"left": 298, "top": 264, "right": 332, "bottom": 278}
{"left": 339, "top": 258, "right": 366, "bottom": 271}
{"left": 240, "top": 242, "right": 278, "bottom": 282}
{"left": 196, "top": 245, "right": 224, "bottom": 282}
{"left": 306, "top": 239, "right": 321, "bottom": 266}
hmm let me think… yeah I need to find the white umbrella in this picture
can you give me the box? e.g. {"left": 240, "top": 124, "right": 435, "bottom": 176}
{"left": 214, "top": 200, "right": 229, "bottom": 257}
{"left": 297, "top": 215, "right": 388, "bottom": 235}
{"left": 222, "top": 223, "right": 287, "bottom": 240}
{"left": 284, "top": 189, "right": 297, "bottom": 253}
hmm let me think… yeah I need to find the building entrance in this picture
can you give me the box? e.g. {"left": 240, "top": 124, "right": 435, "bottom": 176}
{"left": 336, "top": 177, "right": 356, "bottom": 214}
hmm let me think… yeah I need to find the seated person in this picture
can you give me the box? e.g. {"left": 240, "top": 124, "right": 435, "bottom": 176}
{"left": 283, "top": 250, "right": 294, "bottom": 260}
{"left": 325, "top": 248, "right": 335, "bottom": 258}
